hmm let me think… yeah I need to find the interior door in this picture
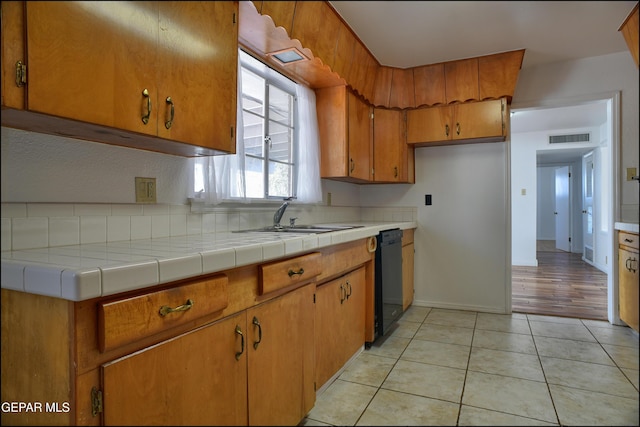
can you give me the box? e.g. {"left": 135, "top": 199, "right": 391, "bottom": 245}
{"left": 555, "top": 166, "right": 570, "bottom": 252}
{"left": 582, "top": 152, "right": 595, "bottom": 263}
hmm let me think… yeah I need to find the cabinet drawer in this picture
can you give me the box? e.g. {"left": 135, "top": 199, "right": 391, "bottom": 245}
{"left": 259, "top": 252, "right": 322, "bottom": 295}
{"left": 98, "top": 275, "right": 228, "bottom": 352}
{"left": 619, "top": 231, "right": 639, "bottom": 251}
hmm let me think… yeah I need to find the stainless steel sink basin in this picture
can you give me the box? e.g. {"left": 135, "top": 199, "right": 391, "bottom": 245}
{"left": 234, "top": 225, "right": 363, "bottom": 234}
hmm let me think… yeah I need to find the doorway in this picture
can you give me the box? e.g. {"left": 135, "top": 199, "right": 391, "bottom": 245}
{"left": 509, "top": 92, "right": 619, "bottom": 323}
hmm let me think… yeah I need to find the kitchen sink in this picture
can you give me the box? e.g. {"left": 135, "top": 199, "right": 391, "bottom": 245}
{"left": 234, "top": 224, "right": 364, "bottom": 234}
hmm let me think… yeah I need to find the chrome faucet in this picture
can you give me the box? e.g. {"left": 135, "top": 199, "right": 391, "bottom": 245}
{"left": 273, "top": 197, "right": 293, "bottom": 229}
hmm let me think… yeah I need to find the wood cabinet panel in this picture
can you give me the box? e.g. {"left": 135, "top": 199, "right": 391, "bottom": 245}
{"left": 373, "top": 108, "right": 410, "bottom": 183}
{"left": 290, "top": 1, "right": 341, "bottom": 70}
{"left": 348, "top": 91, "right": 374, "bottom": 181}
{"left": 102, "top": 312, "right": 248, "bottom": 426}
{"left": 333, "top": 23, "right": 357, "bottom": 84}
{"left": 389, "top": 68, "right": 416, "bottom": 109}
{"left": 413, "top": 63, "right": 446, "bottom": 107}
{"left": 98, "top": 275, "right": 229, "bottom": 352}
{"left": 372, "top": 66, "right": 394, "bottom": 107}
{"left": 618, "top": 3, "right": 639, "bottom": 67}
{"left": 407, "top": 98, "right": 506, "bottom": 146}
{"left": 479, "top": 49, "right": 525, "bottom": 102}
{"left": 445, "top": 57, "right": 479, "bottom": 103}
{"left": 260, "top": 0, "right": 296, "bottom": 35}
{"left": 619, "top": 231, "right": 639, "bottom": 332}
{"left": 315, "top": 267, "right": 366, "bottom": 389}
{"left": 1, "top": 1, "right": 25, "bottom": 110}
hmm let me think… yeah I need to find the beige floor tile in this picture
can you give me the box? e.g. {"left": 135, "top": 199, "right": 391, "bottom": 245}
{"left": 366, "top": 335, "right": 410, "bottom": 359}
{"left": 540, "top": 356, "right": 639, "bottom": 399}
{"left": 462, "top": 371, "right": 557, "bottom": 423}
{"left": 587, "top": 324, "right": 640, "bottom": 347}
{"left": 549, "top": 384, "right": 640, "bottom": 426}
{"left": 388, "top": 320, "right": 420, "bottom": 339}
{"left": 472, "top": 329, "right": 537, "bottom": 354}
{"left": 529, "top": 320, "right": 596, "bottom": 342}
{"left": 620, "top": 367, "right": 639, "bottom": 389}
{"left": 400, "top": 305, "right": 431, "bottom": 323}
{"left": 401, "top": 339, "right": 470, "bottom": 369}
{"left": 339, "top": 353, "right": 397, "bottom": 387}
{"left": 382, "top": 359, "right": 466, "bottom": 403}
{"left": 356, "top": 389, "right": 459, "bottom": 426}
{"left": 475, "top": 312, "right": 532, "bottom": 335}
{"left": 414, "top": 323, "right": 474, "bottom": 346}
{"left": 424, "top": 308, "right": 477, "bottom": 328}
{"left": 306, "top": 379, "right": 378, "bottom": 426}
{"left": 458, "top": 405, "right": 558, "bottom": 426}
{"left": 534, "top": 335, "right": 615, "bottom": 365}
{"left": 526, "top": 314, "right": 582, "bottom": 324}
{"left": 468, "top": 347, "right": 545, "bottom": 382}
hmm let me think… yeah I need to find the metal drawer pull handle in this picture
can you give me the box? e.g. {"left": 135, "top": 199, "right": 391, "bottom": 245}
{"left": 165, "top": 96, "right": 174, "bottom": 129}
{"left": 288, "top": 268, "right": 304, "bottom": 277}
{"left": 445, "top": 124, "right": 450, "bottom": 136}
{"left": 159, "top": 299, "right": 194, "bottom": 316}
{"left": 456, "top": 122, "right": 461, "bottom": 135}
{"left": 141, "top": 88, "right": 151, "bottom": 125}
{"left": 624, "top": 238, "right": 634, "bottom": 243}
{"left": 340, "top": 284, "right": 346, "bottom": 304}
{"left": 235, "top": 325, "right": 244, "bottom": 360}
{"left": 252, "top": 316, "right": 262, "bottom": 349}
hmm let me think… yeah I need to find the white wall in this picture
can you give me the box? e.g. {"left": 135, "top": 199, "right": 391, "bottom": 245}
{"left": 360, "top": 143, "right": 510, "bottom": 314}
{"left": 513, "top": 51, "right": 639, "bottom": 223}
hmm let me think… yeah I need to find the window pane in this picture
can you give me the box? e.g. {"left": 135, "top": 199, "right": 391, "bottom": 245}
{"left": 241, "top": 69, "right": 265, "bottom": 116}
{"left": 268, "top": 120, "right": 293, "bottom": 164}
{"left": 269, "top": 85, "right": 293, "bottom": 126}
{"left": 269, "top": 161, "right": 292, "bottom": 198}
{"left": 245, "top": 156, "right": 264, "bottom": 198}
{"left": 243, "top": 110, "right": 264, "bottom": 158}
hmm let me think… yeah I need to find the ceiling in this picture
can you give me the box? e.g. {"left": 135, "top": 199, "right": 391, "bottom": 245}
{"left": 328, "top": 1, "right": 634, "bottom": 163}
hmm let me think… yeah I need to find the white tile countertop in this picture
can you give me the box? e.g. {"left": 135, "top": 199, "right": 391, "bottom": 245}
{"left": 1, "top": 221, "right": 416, "bottom": 301}
{"left": 615, "top": 222, "right": 639, "bottom": 233}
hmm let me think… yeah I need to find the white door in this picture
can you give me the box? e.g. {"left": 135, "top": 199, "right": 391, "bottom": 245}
{"left": 582, "top": 152, "right": 594, "bottom": 263}
{"left": 555, "top": 166, "right": 570, "bottom": 252}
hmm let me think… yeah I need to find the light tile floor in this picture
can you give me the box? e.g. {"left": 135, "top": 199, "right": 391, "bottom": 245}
{"left": 301, "top": 306, "right": 639, "bottom": 426}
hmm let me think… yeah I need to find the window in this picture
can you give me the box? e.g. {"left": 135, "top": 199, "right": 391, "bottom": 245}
{"left": 192, "top": 50, "right": 322, "bottom": 205}
{"left": 240, "top": 51, "right": 296, "bottom": 199}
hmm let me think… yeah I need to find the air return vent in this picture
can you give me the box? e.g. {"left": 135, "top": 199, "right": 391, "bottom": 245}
{"left": 549, "top": 133, "right": 590, "bottom": 144}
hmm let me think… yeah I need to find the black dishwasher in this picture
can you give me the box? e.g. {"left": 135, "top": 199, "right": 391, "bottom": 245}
{"left": 374, "top": 228, "right": 404, "bottom": 340}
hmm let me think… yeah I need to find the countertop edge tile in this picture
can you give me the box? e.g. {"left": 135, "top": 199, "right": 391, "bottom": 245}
{"left": 615, "top": 222, "right": 639, "bottom": 233}
{"left": 61, "top": 269, "right": 102, "bottom": 301}
{"left": 101, "top": 261, "right": 160, "bottom": 297}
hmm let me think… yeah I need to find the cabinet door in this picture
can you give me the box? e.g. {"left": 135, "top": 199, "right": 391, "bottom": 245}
{"left": 619, "top": 247, "right": 639, "bottom": 332}
{"left": 402, "top": 242, "right": 414, "bottom": 310}
{"left": 373, "top": 108, "right": 406, "bottom": 182}
{"left": 25, "top": 1, "right": 159, "bottom": 136}
{"left": 101, "top": 312, "right": 248, "bottom": 426}
{"left": 452, "top": 98, "right": 505, "bottom": 141}
{"left": 406, "top": 105, "right": 452, "bottom": 144}
{"left": 315, "top": 267, "right": 365, "bottom": 389}
{"left": 348, "top": 91, "right": 373, "bottom": 181}
{"left": 247, "top": 284, "right": 315, "bottom": 426}
{"left": 445, "top": 57, "right": 479, "bottom": 103}
{"left": 317, "top": 85, "right": 349, "bottom": 178}
{"left": 157, "top": 1, "right": 237, "bottom": 152}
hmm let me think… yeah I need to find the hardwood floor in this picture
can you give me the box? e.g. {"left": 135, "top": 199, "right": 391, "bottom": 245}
{"left": 512, "top": 244, "right": 608, "bottom": 320}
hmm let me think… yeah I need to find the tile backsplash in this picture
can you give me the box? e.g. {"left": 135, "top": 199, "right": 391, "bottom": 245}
{"left": 1, "top": 202, "right": 416, "bottom": 251}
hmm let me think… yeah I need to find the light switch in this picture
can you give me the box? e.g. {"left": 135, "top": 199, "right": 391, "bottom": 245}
{"left": 627, "top": 167, "right": 637, "bottom": 181}
{"left": 521, "top": 188, "right": 526, "bottom": 195}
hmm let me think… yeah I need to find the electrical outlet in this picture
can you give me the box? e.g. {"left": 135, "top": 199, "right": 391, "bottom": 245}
{"left": 135, "top": 177, "right": 156, "bottom": 203}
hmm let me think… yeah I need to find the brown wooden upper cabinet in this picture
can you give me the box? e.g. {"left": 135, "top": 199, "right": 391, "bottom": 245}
{"left": 1, "top": 1, "right": 238, "bottom": 156}
{"left": 406, "top": 98, "right": 507, "bottom": 146}
{"left": 373, "top": 108, "right": 414, "bottom": 183}
{"left": 316, "top": 86, "right": 373, "bottom": 182}
{"left": 618, "top": 2, "right": 639, "bottom": 68}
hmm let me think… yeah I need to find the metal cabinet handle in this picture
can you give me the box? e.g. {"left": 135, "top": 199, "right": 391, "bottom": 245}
{"left": 445, "top": 124, "right": 449, "bottom": 137}
{"left": 165, "top": 96, "right": 174, "bottom": 129}
{"left": 350, "top": 158, "right": 355, "bottom": 173}
{"left": 394, "top": 166, "right": 398, "bottom": 178}
{"left": 252, "top": 316, "right": 262, "bottom": 349}
{"left": 158, "top": 299, "right": 193, "bottom": 316}
{"left": 456, "top": 122, "right": 461, "bottom": 135}
{"left": 340, "top": 284, "right": 346, "bottom": 304}
{"left": 235, "top": 325, "right": 244, "bottom": 360}
{"left": 345, "top": 280, "right": 352, "bottom": 300}
{"left": 288, "top": 268, "right": 304, "bottom": 277}
{"left": 141, "top": 88, "right": 152, "bottom": 125}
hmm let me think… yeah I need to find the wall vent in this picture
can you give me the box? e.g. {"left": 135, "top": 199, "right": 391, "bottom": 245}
{"left": 549, "top": 133, "right": 590, "bottom": 144}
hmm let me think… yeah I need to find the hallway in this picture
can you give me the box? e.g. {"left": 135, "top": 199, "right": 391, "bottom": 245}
{"left": 512, "top": 242, "right": 608, "bottom": 320}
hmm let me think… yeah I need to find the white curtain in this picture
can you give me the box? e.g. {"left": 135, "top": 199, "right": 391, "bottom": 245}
{"left": 295, "top": 84, "right": 323, "bottom": 204}
{"left": 191, "top": 55, "right": 322, "bottom": 205}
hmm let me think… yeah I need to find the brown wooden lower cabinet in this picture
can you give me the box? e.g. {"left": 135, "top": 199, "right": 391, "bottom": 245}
{"left": 619, "top": 230, "right": 639, "bottom": 332}
{"left": 1, "top": 237, "right": 382, "bottom": 426}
